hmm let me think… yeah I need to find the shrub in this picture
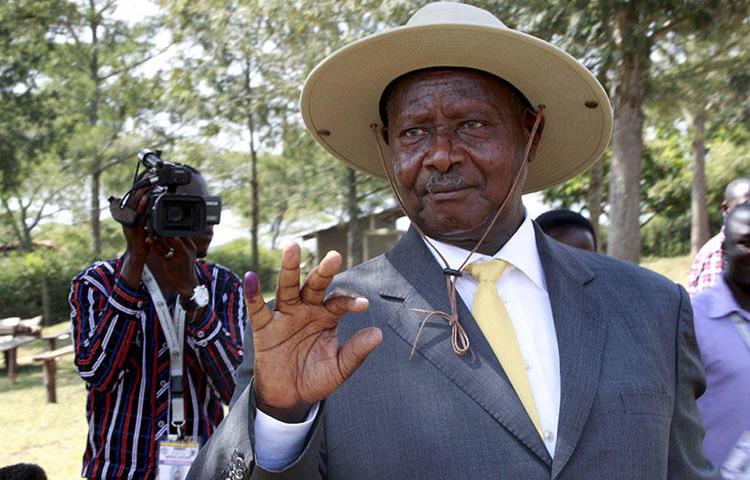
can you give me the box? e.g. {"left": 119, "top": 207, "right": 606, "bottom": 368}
{"left": 0, "top": 247, "right": 92, "bottom": 324}
{"left": 204, "top": 240, "right": 280, "bottom": 290}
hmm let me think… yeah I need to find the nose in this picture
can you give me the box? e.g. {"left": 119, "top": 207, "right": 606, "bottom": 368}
{"left": 423, "top": 128, "right": 463, "bottom": 172}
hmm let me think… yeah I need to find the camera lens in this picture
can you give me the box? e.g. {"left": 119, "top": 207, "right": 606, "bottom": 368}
{"left": 166, "top": 204, "right": 188, "bottom": 223}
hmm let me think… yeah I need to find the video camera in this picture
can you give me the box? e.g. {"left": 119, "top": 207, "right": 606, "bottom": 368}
{"left": 109, "top": 149, "right": 221, "bottom": 237}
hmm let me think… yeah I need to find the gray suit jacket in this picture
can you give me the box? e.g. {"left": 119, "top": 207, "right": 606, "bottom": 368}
{"left": 188, "top": 226, "right": 718, "bottom": 479}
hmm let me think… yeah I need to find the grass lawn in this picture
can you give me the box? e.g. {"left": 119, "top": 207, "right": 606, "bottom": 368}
{"left": 641, "top": 254, "right": 692, "bottom": 286}
{"left": 0, "top": 322, "right": 87, "bottom": 479}
{"left": 0, "top": 255, "right": 693, "bottom": 479}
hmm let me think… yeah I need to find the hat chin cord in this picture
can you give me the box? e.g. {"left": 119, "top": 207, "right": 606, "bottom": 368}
{"left": 369, "top": 105, "right": 545, "bottom": 357}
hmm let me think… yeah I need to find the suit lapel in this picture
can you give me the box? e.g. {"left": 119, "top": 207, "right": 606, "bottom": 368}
{"left": 382, "top": 228, "right": 553, "bottom": 466}
{"left": 533, "top": 228, "right": 608, "bottom": 479}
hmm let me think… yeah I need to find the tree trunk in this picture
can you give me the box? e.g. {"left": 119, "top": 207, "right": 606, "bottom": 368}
{"left": 250, "top": 140, "right": 259, "bottom": 273}
{"left": 688, "top": 108, "right": 709, "bottom": 255}
{"left": 1, "top": 196, "right": 26, "bottom": 249}
{"left": 87, "top": 184, "right": 102, "bottom": 256}
{"left": 607, "top": 9, "right": 648, "bottom": 263}
{"left": 586, "top": 158, "right": 604, "bottom": 252}
{"left": 244, "top": 61, "right": 260, "bottom": 273}
{"left": 88, "top": 5, "right": 102, "bottom": 257}
{"left": 346, "top": 168, "right": 361, "bottom": 269}
{"left": 90, "top": 170, "right": 101, "bottom": 256}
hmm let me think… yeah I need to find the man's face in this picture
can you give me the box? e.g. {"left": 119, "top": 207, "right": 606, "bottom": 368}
{"left": 175, "top": 173, "right": 213, "bottom": 258}
{"left": 724, "top": 204, "right": 750, "bottom": 289}
{"left": 545, "top": 226, "right": 597, "bottom": 252}
{"left": 384, "top": 69, "right": 531, "bottom": 245}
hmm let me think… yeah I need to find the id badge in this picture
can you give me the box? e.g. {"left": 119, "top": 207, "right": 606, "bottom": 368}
{"left": 722, "top": 431, "right": 750, "bottom": 479}
{"left": 157, "top": 437, "right": 199, "bottom": 480}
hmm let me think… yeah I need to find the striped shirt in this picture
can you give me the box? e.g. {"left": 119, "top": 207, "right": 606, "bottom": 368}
{"left": 69, "top": 257, "right": 245, "bottom": 479}
{"left": 687, "top": 230, "right": 725, "bottom": 296}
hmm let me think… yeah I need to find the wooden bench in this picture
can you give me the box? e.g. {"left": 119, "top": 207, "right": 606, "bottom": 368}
{"left": 32, "top": 344, "right": 75, "bottom": 403}
{"left": 0, "top": 334, "right": 38, "bottom": 384}
{"left": 0, "top": 315, "right": 42, "bottom": 337}
{"left": 19, "top": 315, "right": 43, "bottom": 337}
{"left": 0, "top": 317, "right": 21, "bottom": 336}
{"left": 41, "top": 326, "right": 71, "bottom": 350}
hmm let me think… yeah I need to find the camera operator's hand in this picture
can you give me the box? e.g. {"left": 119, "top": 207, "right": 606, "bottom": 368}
{"left": 149, "top": 237, "right": 200, "bottom": 299}
{"left": 119, "top": 183, "right": 154, "bottom": 291}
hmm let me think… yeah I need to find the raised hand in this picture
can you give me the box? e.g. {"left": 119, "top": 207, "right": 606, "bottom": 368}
{"left": 245, "top": 242, "right": 383, "bottom": 423}
{"left": 119, "top": 184, "right": 154, "bottom": 290}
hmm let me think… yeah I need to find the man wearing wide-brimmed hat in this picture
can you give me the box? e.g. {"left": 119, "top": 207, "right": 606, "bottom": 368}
{"left": 188, "top": 3, "right": 718, "bottom": 479}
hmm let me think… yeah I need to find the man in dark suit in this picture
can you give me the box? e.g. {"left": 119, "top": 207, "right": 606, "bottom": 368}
{"left": 187, "top": 2, "right": 717, "bottom": 479}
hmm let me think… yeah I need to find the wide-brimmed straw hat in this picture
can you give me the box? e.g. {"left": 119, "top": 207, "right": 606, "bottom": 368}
{"left": 300, "top": 2, "right": 613, "bottom": 193}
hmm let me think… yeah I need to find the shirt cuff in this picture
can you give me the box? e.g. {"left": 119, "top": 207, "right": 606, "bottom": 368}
{"left": 254, "top": 403, "right": 320, "bottom": 471}
{"left": 109, "top": 278, "right": 148, "bottom": 315}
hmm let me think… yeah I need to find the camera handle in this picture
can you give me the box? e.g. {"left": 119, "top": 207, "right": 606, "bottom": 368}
{"left": 108, "top": 196, "right": 139, "bottom": 227}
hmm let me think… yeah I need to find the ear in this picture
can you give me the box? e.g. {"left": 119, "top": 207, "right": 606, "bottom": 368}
{"left": 522, "top": 107, "right": 545, "bottom": 162}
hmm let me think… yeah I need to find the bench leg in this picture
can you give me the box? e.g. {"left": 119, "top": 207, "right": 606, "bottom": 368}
{"left": 8, "top": 348, "right": 17, "bottom": 385}
{"left": 42, "top": 359, "right": 57, "bottom": 403}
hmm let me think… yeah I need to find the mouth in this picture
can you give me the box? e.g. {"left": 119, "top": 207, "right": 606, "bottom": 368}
{"left": 425, "top": 185, "right": 472, "bottom": 201}
{"left": 423, "top": 172, "right": 471, "bottom": 200}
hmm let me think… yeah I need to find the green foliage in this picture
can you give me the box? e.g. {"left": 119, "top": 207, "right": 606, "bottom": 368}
{"left": 544, "top": 118, "right": 748, "bottom": 257}
{"left": 0, "top": 219, "right": 123, "bottom": 322}
{"left": 0, "top": 248, "right": 85, "bottom": 323}
{"left": 204, "top": 239, "right": 280, "bottom": 290}
{"left": 641, "top": 213, "right": 691, "bottom": 257}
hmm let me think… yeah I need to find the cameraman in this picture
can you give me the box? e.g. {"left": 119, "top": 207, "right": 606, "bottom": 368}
{"left": 69, "top": 165, "right": 245, "bottom": 480}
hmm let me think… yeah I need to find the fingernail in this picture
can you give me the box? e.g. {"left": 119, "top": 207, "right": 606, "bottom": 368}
{"left": 243, "top": 271, "right": 259, "bottom": 298}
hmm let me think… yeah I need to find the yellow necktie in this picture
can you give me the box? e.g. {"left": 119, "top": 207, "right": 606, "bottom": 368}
{"left": 464, "top": 259, "right": 542, "bottom": 435}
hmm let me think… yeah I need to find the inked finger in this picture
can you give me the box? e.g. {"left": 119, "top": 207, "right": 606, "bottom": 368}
{"left": 244, "top": 271, "right": 273, "bottom": 331}
{"left": 323, "top": 288, "right": 369, "bottom": 317}
{"left": 337, "top": 327, "right": 383, "bottom": 381}
{"left": 276, "top": 242, "right": 302, "bottom": 306}
{"left": 301, "top": 251, "right": 342, "bottom": 305}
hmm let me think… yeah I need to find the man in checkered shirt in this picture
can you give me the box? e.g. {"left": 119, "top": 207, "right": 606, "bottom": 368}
{"left": 687, "top": 177, "right": 750, "bottom": 296}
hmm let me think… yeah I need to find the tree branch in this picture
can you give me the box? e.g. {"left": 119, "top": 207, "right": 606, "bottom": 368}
{"left": 98, "top": 44, "right": 175, "bottom": 81}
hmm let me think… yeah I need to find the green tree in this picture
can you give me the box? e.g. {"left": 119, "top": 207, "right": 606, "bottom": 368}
{"left": 52, "top": 0, "right": 168, "bottom": 256}
{"left": 164, "top": 0, "right": 287, "bottom": 271}
{"left": 650, "top": 24, "right": 750, "bottom": 254}
{"left": 164, "top": 0, "right": 393, "bottom": 268}
{"left": 0, "top": 0, "right": 77, "bottom": 250}
{"left": 526, "top": 0, "right": 747, "bottom": 262}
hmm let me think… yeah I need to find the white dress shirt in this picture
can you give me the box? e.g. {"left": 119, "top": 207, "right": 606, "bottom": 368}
{"left": 424, "top": 214, "right": 560, "bottom": 456}
{"left": 254, "top": 215, "right": 561, "bottom": 469}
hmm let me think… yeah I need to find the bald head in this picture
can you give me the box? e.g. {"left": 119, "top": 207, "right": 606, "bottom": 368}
{"left": 722, "top": 177, "right": 750, "bottom": 215}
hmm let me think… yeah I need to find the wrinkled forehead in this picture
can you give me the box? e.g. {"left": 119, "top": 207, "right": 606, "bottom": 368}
{"left": 378, "top": 67, "right": 530, "bottom": 125}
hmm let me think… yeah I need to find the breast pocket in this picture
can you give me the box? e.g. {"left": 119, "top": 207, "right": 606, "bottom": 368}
{"left": 620, "top": 390, "right": 673, "bottom": 418}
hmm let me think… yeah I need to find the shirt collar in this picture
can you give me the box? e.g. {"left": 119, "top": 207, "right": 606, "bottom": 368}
{"left": 707, "top": 277, "right": 750, "bottom": 321}
{"left": 424, "top": 214, "right": 548, "bottom": 293}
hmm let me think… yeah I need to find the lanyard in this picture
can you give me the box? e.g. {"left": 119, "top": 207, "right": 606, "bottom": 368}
{"left": 142, "top": 266, "right": 187, "bottom": 438}
{"left": 732, "top": 313, "right": 750, "bottom": 352}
